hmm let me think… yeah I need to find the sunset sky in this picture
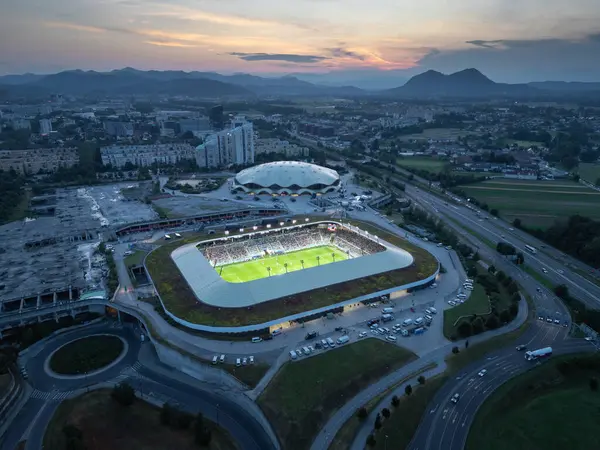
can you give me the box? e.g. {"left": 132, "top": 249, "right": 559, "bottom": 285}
{"left": 1, "top": 0, "right": 600, "bottom": 83}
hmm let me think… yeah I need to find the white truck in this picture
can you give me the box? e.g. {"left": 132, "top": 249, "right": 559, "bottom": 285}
{"left": 337, "top": 335, "right": 350, "bottom": 345}
{"left": 381, "top": 313, "right": 394, "bottom": 322}
{"left": 525, "top": 346, "right": 552, "bottom": 361}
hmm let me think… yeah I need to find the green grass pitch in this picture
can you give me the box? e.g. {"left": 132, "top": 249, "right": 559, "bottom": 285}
{"left": 216, "top": 245, "right": 349, "bottom": 283}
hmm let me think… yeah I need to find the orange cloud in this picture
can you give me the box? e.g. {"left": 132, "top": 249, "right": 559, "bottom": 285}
{"left": 44, "top": 21, "right": 106, "bottom": 33}
{"left": 144, "top": 41, "right": 198, "bottom": 48}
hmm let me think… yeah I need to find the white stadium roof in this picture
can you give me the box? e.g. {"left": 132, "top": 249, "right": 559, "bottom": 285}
{"left": 171, "top": 233, "right": 414, "bottom": 308}
{"left": 234, "top": 161, "right": 339, "bottom": 189}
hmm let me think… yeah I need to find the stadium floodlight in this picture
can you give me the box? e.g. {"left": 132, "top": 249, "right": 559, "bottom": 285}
{"left": 305, "top": 218, "right": 309, "bottom": 222}
{"left": 292, "top": 219, "right": 297, "bottom": 224}
{"left": 239, "top": 228, "right": 244, "bottom": 233}
{"left": 266, "top": 224, "right": 271, "bottom": 228}
{"left": 253, "top": 226, "right": 258, "bottom": 230}
{"left": 279, "top": 222, "right": 284, "bottom": 226}
{"left": 224, "top": 231, "right": 229, "bottom": 235}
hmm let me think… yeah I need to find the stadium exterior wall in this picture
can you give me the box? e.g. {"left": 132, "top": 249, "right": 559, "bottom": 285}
{"left": 232, "top": 185, "right": 338, "bottom": 196}
{"left": 150, "top": 264, "right": 440, "bottom": 334}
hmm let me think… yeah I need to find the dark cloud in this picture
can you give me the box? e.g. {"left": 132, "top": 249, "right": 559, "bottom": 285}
{"left": 325, "top": 47, "right": 366, "bottom": 61}
{"left": 228, "top": 52, "right": 329, "bottom": 63}
{"left": 466, "top": 40, "right": 504, "bottom": 49}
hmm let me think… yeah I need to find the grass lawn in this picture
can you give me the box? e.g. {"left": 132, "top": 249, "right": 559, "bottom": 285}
{"left": 459, "top": 179, "right": 600, "bottom": 228}
{"left": 396, "top": 157, "right": 449, "bottom": 174}
{"left": 467, "top": 354, "right": 600, "bottom": 450}
{"left": 577, "top": 162, "right": 600, "bottom": 184}
{"left": 43, "top": 389, "right": 237, "bottom": 450}
{"left": 145, "top": 218, "right": 438, "bottom": 327}
{"left": 397, "top": 128, "right": 470, "bottom": 142}
{"left": 257, "top": 339, "right": 416, "bottom": 450}
{"left": 443, "top": 284, "right": 490, "bottom": 337}
{"left": 124, "top": 250, "right": 147, "bottom": 268}
{"left": 49, "top": 335, "right": 124, "bottom": 375}
{"left": 523, "top": 265, "right": 554, "bottom": 290}
{"left": 218, "top": 246, "right": 348, "bottom": 283}
{"left": 505, "top": 139, "right": 545, "bottom": 148}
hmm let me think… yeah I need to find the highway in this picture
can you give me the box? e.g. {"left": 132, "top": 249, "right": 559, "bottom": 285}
{"left": 409, "top": 323, "right": 595, "bottom": 450}
{"left": 405, "top": 184, "right": 600, "bottom": 309}
{"left": 1, "top": 324, "right": 277, "bottom": 450}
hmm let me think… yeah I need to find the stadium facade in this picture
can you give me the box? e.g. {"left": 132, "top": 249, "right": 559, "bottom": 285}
{"left": 232, "top": 161, "right": 340, "bottom": 195}
{"left": 150, "top": 221, "right": 440, "bottom": 333}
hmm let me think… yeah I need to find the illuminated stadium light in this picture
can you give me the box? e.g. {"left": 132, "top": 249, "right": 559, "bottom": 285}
{"left": 266, "top": 224, "right": 271, "bottom": 229}
{"left": 224, "top": 231, "right": 229, "bottom": 235}
{"left": 253, "top": 226, "right": 258, "bottom": 230}
{"left": 239, "top": 228, "right": 244, "bottom": 233}
{"left": 305, "top": 218, "right": 309, "bottom": 222}
{"left": 292, "top": 220, "right": 297, "bottom": 224}
{"left": 279, "top": 222, "right": 284, "bottom": 226}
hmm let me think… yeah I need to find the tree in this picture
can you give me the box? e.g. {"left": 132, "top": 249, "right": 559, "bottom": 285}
{"left": 515, "top": 252, "right": 525, "bottom": 265}
{"left": 418, "top": 375, "right": 426, "bottom": 385}
{"left": 357, "top": 406, "right": 368, "bottom": 420}
{"left": 452, "top": 346, "right": 460, "bottom": 354}
{"left": 391, "top": 395, "right": 400, "bottom": 407}
{"left": 490, "top": 208, "right": 499, "bottom": 217}
{"left": 590, "top": 377, "right": 599, "bottom": 391}
{"left": 488, "top": 265, "right": 496, "bottom": 274}
{"left": 381, "top": 407, "right": 391, "bottom": 419}
{"left": 111, "top": 382, "right": 135, "bottom": 407}
{"left": 176, "top": 410, "right": 193, "bottom": 430}
{"left": 467, "top": 266, "right": 478, "bottom": 278}
{"left": 457, "top": 321, "right": 473, "bottom": 338}
{"left": 554, "top": 284, "right": 570, "bottom": 300}
{"left": 405, "top": 384, "right": 413, "bottom": 396}
{"left": 485, "top": 314, "right": 499, "bottom": 330}
{"left": 366, "top": 434, "right": 377, "bottom": 447}
{"left": 374, "top": 413, "right": 382, "bottom": 430}
{"left": 194, "top": 413, "right": 212, "bottom": 446}
{"left": 513, "top": 218, "right": 522, "bottom": 228}
{"left": 496, "top": 270, "right": 506, "bottom": 282}
{"left": 160, "top": 403, "right": 174, "bottom": 426}
{"left": 511, "top": 292, "right": 521, "bottom": 303}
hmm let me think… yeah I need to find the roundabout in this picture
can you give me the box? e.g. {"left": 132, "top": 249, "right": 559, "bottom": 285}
{"left": 46, "top": 334, "right": 128, "bottom": 378}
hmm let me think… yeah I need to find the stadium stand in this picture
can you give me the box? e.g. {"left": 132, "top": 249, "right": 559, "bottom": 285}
{"left": 198, "top": 225, "right": 385, "bottom": 267}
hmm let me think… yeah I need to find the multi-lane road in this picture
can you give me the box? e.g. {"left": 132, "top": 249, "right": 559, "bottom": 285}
{"left": 406, "top": 185, "right": 600, "bottom": 309}
{"left": 409, "top": 320, "right": 595, "bottom": 450}
{"left": 1, "top": 324, "right": 277, "bottom": 450}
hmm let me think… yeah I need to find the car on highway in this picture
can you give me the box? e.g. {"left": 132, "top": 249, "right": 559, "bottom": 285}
{"left": 536, "top": 287, "right": 542, "bottom": 292}
{"left": 557, "top": 269, "right": 564, "bottom": 274}
{"left": 359, "top": 331, "right": 368, "bottom": 338}
{"left": 538, "top": 315, "right": 544, "bottom": 321}
{"left": 451, "top": 393, "right": 460, "bottom": 404}
{"left": 478, "top": 369, "right": 487, "bottom": 377}
{"left": 509, "top": 227, "right": 514, "bottom": 231}
{"left": 516, "top": 344, "right": 527, "bottom": 351}
{"left": 554, "top": 318, "right": 560, "bottom": 324}
{"left": 542, "top": 268, "right": 548, "bottom": 273}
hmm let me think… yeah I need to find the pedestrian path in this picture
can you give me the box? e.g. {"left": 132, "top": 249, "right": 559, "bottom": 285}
{"left": 30, "top": 389, "right": 72, "bottom": 402}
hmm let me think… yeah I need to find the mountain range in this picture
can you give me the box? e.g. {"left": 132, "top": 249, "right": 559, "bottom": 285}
{"left": 1, "top": 67, "right": 600, "bottom": 99}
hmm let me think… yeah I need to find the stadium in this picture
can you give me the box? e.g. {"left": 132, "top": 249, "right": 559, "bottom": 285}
{"left": 232, "top": 161, "right": 340, "bottom": 195}
{"left": 147, "top": 219, "right": 440, "bottom": 333}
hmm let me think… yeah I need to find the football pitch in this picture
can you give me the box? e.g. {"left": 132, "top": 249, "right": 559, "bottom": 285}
{"left": 216, "top": 245, "right": 349, "bottom": 283}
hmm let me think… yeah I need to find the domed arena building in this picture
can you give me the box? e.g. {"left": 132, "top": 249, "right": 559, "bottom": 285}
{"left": 232, "top": 161, "right": 340, "bottom": 195}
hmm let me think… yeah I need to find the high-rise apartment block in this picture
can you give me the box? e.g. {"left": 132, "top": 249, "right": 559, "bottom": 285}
{"left": 196, "top": 118, "right": 254, "bottom": 169}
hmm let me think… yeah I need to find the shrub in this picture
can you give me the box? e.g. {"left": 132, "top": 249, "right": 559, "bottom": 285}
{"left": 452, "top": 346, "right": 460, "bottom": 354}
{"left": 357, "top": 406, "right": 368, "bottom": 420}
{"left": 381, "top": 407, "right": 391, "bottom": 419}
{"left": 418, "top": 375, "right": 426, "bottom": 385}
{"left": 405, "top": 384, "right": 413, "bottom": 396}
{"left": 366, "top": 434, "right": 377, "bottom": 447}
{"left": 391, "top": 395, "right": 400, "bottom": 407}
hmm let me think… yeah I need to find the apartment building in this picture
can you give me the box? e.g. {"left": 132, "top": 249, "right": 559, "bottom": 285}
{"left": 196, "top": 121, "right": 254, "bottom": 168}
{"left": 100, "top": 143, "right": 195, "bottom": 168}
{"left": 0, "top": 148, "right": 79, "bottom": 174}
{"left": 255, "top": 138, "right": 309, "bottom": 158}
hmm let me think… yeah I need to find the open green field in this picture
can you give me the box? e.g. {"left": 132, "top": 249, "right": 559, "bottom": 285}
{"left": 258, "top": 338, "right": 416, "bottom": 450}
{"left": 396, "top": 157, "right": 449, "bottom": 174}
{"left": 459, "top": 178, "right": 600, "bottom": 228}
{"left": 44, "top": 389, "right": 236, "bottom": 450}
{"left": 443, "top": 284, "right": 489, "bottom": 336}
{"left": 124, "top": 250, "right": 146, "bottom": 268}
{"left": 505, "top": 139, "right": 545, "bottom": 148}
{"left": 577, "top": 162, "right": 600, "bottom": 184}
{"left": 397, "top": 128, "right": 471, "bottom": 142}
{"left": 467, "top": 354, "right": 600, "bottom": 450}
{"left": 49, "top": 335, "right": 124, "bottom": 375}
{"left": 218, "top": 246, "right": 348, "bottom": 283}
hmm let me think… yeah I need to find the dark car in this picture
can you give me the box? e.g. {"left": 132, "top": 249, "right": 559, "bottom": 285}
{"left": 516, "top": 344, "right": 527, "bottom": 351}
{"left": 335, "top": 326, "right": 344, "bottom": 332}
{"left": 305, "top": 331, "right": 318, "bottom": 340}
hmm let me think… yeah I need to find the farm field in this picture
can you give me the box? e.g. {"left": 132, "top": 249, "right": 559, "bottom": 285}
{"left": 397, "top": 128, "right": 471, "bottom": 142}
{"left": 396, "top": 157, "right": 449, "bottom": 174}
{"left": 577, "top": 163, "right": 600, "bottom": 184}
{"left": 217, "top": 245, "right": 348, "bottom": 283}
{"left": 504, "top": 139, "right": 545, "bottom": 148}
{"left": 459, "top": 178, "right": 600, "bottom": 228}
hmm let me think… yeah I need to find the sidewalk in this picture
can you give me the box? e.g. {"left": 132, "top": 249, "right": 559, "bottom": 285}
{"left": 310, "top": 297, "right": 529, "bottom": 450}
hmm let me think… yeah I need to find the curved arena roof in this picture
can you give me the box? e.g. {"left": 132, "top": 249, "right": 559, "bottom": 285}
{"left": 234, "top": 161, "right": 340, "bottom": 192}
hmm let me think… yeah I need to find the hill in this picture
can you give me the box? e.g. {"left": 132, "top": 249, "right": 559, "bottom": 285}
{"left": 385, "top": 68, "right": 536, "bottom": 98}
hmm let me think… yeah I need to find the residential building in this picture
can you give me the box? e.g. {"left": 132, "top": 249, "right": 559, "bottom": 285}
{"left": 196, "top": 122, "right": 254, "bottom": 168}
{"left": 104, "top": 121, "right": 134, "bottom": 137}
{"left": 100, "top": 144, "right": 195, "bottom": 168}
{"left": 255, "top": 138, "right": 309, "bottom": 158}
{"left": 179, "top": 117, "right": 211, "bottom": 134}
{"left": 0, "top": 148, "right": 79, "bottom": 174}
{"left": 39, "top": 119, "right": 53, "bottom": 135}
{"left": 11, "top": 118, "right": 31, "bottom": 130}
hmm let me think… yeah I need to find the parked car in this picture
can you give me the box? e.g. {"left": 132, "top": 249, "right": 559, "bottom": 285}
{"left": 249, "top": 356, "right": 254, "bottom": 365}
{"left": 386, "top": 335, "right": 397, "bottom": 342}
{"left": 359, "top": 331, "right": 368, "bottom": 338}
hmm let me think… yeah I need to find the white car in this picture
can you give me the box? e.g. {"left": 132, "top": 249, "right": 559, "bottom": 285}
{"left": 448, "top": 300, "right": 456, "bottom": 306}
{"left": 236, "top": 358, "right": 241, "bottom": 367}
{"left": 542, "top": 268, "right": 548, "bottom": 273}
{"left": 451, "top": 393, "right": 460, "bottom": 404}
{"left": 242, "top": 357, "right": 248, "bottom": 366}
{"left": 371, "top": 329, "right": 379, "bottom": 335}
{"left": 359, "top": 331, "right": 368, "bottom": 338}
{"left": 425, "top": 308, "right": 432, "bottom": 315}
{"left": 249, "top": 356, "right": 254, "bottom": 364}
{"left": 478, "top": 369, "right": 487, "bottom": 377}
{"left": 386, "top": 335, "right": 397, "bottom": 342}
